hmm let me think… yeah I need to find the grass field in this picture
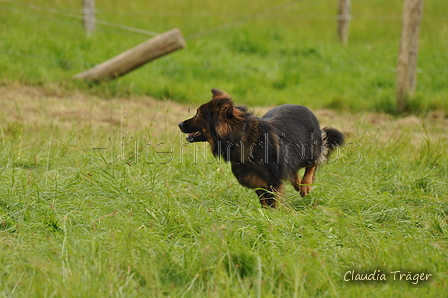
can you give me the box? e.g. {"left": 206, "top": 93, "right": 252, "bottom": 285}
{"left": 1, "top": 0, "right": 447, "bottom": 112}
{"left": 0, "top": 86, "right": 446, "bottom": 297}
{"left": 1, "top": 0, "right": 447, "bottom": 297}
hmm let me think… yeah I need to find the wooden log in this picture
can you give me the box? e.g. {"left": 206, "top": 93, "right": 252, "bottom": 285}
{"left": 337, "top": 0, "right": 351, "bottom": 44}
{"left": 74, "top": 28, "right": 186, "bottom": 82}
{"left": 396, "top": 0, "right": 424, "bottom": 113}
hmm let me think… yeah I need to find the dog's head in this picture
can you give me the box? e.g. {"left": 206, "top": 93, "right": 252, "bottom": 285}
{"left": 178, "top": 89, "right": 245, "bottom": 143}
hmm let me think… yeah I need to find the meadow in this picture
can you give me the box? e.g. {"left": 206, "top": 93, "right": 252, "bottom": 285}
{"left": 0, "top": 0, "right": 447, "bottom": 297}
{"left": 1, "top": 0, "right": 447, "bottom": 112}
{"left": 0, "top": 85, "right": 446, "bottom": 297}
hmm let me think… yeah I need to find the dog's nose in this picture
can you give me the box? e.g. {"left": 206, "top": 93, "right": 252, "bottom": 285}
{"left": 178, "top": 122, "right": 184, "bottom": 130}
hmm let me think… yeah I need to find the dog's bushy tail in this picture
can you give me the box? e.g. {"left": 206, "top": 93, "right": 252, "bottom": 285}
{"left": 318, "top": 127, "right": 345, "bottom": 164}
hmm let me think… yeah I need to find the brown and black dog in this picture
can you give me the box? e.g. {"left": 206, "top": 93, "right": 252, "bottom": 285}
{"left": 178, "top": 89, "right": 344, "bottom": 207}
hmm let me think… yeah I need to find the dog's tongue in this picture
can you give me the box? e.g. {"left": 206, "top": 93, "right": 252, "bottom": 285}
{"left": 186, "top": 131, "right": 200, "bottom": 142}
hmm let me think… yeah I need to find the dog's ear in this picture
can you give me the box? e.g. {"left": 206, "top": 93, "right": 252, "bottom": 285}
{"left": 221, "top": 104, "right": 234, "bottom": 119}
{"left": 211, "top": 89, "right": 231, "bottom": 100}
{"left": 221, "top": 103, "right": 246, "bottom": 123}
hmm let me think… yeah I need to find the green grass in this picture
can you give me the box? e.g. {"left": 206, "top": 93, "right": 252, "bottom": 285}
{"left": 1, "top": 0, "right": 447, "bottom": 112}
{"left": 0, "top": 0, "right": 447, "bottom": 296}
{"left": 0, "top": 87, "right": 447, "bottom": 296}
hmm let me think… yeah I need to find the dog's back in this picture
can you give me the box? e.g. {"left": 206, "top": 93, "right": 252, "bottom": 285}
{"left": 261, "top": 104, "right": 323, "bottom": 168}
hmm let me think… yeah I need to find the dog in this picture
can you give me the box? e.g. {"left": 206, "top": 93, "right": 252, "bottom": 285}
{"left": 178, "top": 89, "right": 345, "bottom": 207}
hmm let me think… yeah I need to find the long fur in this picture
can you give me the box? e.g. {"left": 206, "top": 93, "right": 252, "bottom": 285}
{"left": 179, "top": 89, "right": 345, "bottom": 207}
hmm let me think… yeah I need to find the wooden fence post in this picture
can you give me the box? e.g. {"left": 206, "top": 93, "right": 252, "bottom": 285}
{"left": 74, "top": 28, "right": 186, "bottom": 82}
{"left": 83, "top": 0, "right": 96, "bottom": 37}
{"left": 396, "top": 0, "right": 424, "bottom": 113}
{"left": 337, "top": 0, "right": 351, "bottom": 44}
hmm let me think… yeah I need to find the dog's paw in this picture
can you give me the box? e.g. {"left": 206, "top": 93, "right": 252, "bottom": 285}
{"left": 299, "top": 184, "right": 312, "bottom": 197}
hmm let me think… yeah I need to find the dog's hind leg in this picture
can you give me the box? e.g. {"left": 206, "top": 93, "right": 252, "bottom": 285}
{"left": 256, "top": 184, "right": 283, "bottom": 208}
{"left": 300, "top": 164, "right": 317, "bottom": 197}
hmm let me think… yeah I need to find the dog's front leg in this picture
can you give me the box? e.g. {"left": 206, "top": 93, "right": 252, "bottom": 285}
{"left": 255, "top": 185, "right": 283, "bottom": 208}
